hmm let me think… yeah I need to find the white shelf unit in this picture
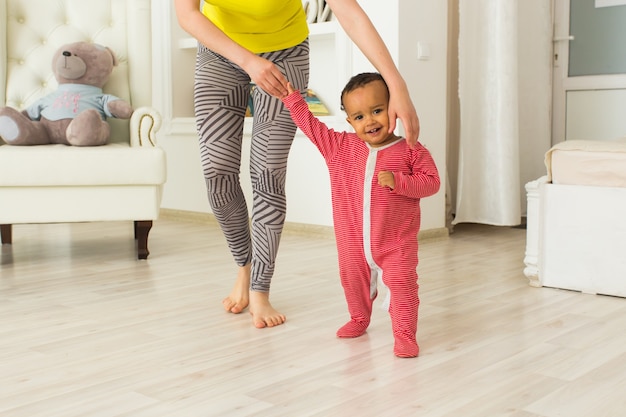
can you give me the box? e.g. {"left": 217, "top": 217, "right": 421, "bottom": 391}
{"left": 166, "top": 20, "right": 352, "bottom": 136}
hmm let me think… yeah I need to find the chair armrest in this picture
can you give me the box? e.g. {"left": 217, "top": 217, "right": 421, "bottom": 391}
{"left": 130, "top": 107, "right": 162, "bottom": 147}
{"left": 523, "top": 175, "right": 548, "bottom": 287}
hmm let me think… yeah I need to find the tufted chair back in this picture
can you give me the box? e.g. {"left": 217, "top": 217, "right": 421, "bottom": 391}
{"left": 0, "top": 0, "right": 153, "bottom": 144}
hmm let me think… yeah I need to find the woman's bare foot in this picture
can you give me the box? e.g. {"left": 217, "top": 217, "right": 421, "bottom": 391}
{"left": 222, "top": 264, "right": 251, "bottom": 314}
{"left": 249, "top": 291, "right": 286, "bottom": 328}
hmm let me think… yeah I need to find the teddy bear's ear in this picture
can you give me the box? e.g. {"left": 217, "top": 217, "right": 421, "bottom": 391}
{"left": 106, "top": 47, "right": 119, "bottom": 67}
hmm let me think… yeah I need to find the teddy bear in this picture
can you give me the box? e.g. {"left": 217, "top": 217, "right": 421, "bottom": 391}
{"left": 0, "top": 41, "right": 133, "bottom": 146}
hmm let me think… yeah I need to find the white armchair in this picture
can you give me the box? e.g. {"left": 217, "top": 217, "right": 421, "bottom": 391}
{"left": 0, "top": 0, "right": 167, "bottom": 259}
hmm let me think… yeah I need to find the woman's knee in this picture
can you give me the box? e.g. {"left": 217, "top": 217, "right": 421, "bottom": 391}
{"left": 252, "top": 167, "right": 287, "bottom": 196}
{"left": 206, "top": 173, "right": 244, "bottom": 207}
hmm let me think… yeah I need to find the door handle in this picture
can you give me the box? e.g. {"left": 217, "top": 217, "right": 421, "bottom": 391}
{"left": 553, "top": 35, "right": 575, "bottom": 42}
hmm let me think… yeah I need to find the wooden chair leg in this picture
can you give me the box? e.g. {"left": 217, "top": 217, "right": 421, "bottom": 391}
{"left": 134, "top": 220, "right": 152, "bottom": 260}
{"left": 1, "top": 224, "right": 12, "bottom": 244}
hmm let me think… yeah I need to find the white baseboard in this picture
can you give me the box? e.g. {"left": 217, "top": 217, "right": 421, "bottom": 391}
{"left": 159, "top": 208, "right": 449, "bottom": 242}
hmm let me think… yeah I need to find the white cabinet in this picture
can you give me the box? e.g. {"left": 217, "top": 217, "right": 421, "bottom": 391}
{"left": 153, "top": 1, "right": 448, "bottom": 233}
{"left": 153, "top": 4, "right": 353, "bottom": 137}
{"left": 151, "top": 3, "right": 348, "bottom": 226}
{"left": 303, "top": 21, "right": 353, "bottom": 130}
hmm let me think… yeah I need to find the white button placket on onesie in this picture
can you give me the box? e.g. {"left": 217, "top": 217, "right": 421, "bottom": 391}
{"left": 362, "top": 143, "right": 394, "bottom": 311}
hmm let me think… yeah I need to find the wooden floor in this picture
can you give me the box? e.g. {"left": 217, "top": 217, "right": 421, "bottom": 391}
{"left": 1, "top": 219, "right": 625, "bottom": 417}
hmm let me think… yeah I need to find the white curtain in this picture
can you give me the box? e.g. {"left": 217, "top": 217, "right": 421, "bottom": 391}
{"left": 453, "top": 0, "right": 521, "bottom": 226}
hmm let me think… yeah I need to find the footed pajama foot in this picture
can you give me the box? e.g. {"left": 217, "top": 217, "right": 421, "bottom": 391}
{"left": 336, "top": 319, "right": 369, "bottom": 338}
{"left": 393, "top": 335, "right": 419, "bottom": 358}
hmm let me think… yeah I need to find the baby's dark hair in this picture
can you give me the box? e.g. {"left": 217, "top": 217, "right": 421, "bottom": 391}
{"left": 340, "top": 72, "right": 388, "bottom": 111}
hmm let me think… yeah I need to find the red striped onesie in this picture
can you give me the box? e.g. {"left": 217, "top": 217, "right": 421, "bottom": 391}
{"left": 282, "top": 92, "right": 440, "bottom": 357}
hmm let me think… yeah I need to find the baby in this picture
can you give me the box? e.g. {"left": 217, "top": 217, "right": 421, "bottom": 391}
{"left": 280, "top": 73, "right": 440, "bottom": 357}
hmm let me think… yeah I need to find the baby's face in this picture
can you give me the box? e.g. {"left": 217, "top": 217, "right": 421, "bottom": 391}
{"left": 343, "top": 80, "right": 397, "bottom": 148}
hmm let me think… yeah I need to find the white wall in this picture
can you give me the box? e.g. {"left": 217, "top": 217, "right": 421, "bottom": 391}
{"left": 157, "top": 0, "right": 449, "bottom": 233}
{"left": 517, "top": 0, "right": 553, "bottom": 214}
{"left": 399, "top": 0, "right": 449, "bottom": 230}
{"left": 348, "top": 0, "right": 449, "bottom": 232}
{"left": 156, "top": 0, "right": 552, "bottom": 227}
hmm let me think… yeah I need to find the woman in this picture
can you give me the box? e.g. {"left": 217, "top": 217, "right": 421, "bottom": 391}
{"left": 174, "top": 0, "right": 420, "bottom": 329}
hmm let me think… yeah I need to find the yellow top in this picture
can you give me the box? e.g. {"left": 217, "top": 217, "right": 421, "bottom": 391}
{"left": 202, "top": 0, "right": 309, "bottom": 54}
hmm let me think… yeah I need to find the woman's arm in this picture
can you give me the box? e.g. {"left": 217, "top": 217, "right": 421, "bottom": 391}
{"left": 326, "top": 0, "right": 420, "bottom": 146}
{"left": 173, "top": 0, "right": 288, "bottom": 97}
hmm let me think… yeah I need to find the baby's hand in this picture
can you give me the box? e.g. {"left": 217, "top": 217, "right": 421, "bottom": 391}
{"left": 378, "top": 171, "right": 395, "bottom": 190}
{"left": 271, "top": 81, "right": 296, "bottom": 99}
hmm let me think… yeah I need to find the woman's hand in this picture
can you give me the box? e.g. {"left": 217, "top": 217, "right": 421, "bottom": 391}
{"left": 243, "top": 55, "right": 289, "bottom": 98}
{"left": 388, "top": 88, "right": 420, "bottom": 148}
{"left": 175, "top": 0, "right": 289, "bottom": 98}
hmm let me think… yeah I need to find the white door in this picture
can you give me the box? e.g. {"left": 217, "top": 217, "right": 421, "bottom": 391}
{"left": 552, "top": 0, "right": 626, "bottom": 144}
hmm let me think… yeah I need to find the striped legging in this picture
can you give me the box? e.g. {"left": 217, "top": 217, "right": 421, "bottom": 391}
{"left": 194, "top": 40, "right": 309, "bottom": 292}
